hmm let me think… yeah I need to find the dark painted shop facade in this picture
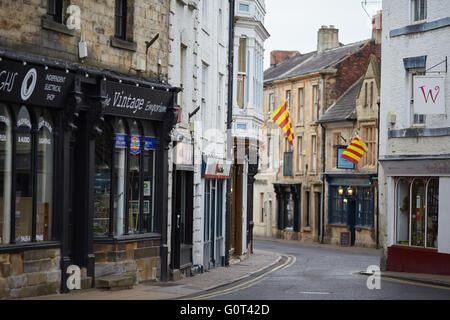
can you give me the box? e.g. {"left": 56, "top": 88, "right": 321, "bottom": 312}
{"left": 0, "top": 49, "right": 179, "bottom": 298}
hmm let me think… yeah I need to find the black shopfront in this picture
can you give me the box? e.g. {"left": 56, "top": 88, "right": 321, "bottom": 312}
{"left": 0, "top": 51, "right": 179, "bottom": 296}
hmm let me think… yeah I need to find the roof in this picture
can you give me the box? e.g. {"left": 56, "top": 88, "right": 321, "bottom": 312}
{"left": 264, "top": 40, "right": 369, "bottom": 83}
{"left": 318, "top": 77, "right": 364, "bottom": 123}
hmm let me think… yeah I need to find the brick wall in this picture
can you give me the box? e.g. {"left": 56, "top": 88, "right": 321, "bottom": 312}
{"left": 0, "top": 0, "right": 169, "bottom": 80}
{"left": 0, "top": 248, "right": 61, "bottom": 299}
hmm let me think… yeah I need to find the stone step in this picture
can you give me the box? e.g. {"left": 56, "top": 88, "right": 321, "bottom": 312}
{"left": 96, "top": 274, "right": 135, "bottom": 291}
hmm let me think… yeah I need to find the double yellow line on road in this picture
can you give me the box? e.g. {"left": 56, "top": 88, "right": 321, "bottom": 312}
{"left": 183, "top": 254, "right": 296, "bottom": 300}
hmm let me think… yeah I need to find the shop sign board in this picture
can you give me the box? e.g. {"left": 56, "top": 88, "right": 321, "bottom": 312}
{"left": 0, "top": 58, "right": 73, "bottom": 108}
{"left": 104, "top": 81, "right": 173, "bottom": 121}
{"left": 202, "top": 157, "right": 232, "bottom": 179}
{"left": 414, "top": 76, "right": 446, "bottom": 114}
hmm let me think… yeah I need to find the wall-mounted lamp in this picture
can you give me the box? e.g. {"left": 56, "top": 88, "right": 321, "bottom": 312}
{"left": 347, "top": 187, "right": 353, "bottom": 196}
{"left": 338, "top": 187, "right": 344, "bottom": 196}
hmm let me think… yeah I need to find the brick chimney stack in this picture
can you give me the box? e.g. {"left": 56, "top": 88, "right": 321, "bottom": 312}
{"left": 270, "top": 50, "right": 301, "bottom": 67}
{"left": 317, "top": 25, "right": 340, "bottom": 53}
{"left": 372, "top": 10, "right": 382, "bottom": 59}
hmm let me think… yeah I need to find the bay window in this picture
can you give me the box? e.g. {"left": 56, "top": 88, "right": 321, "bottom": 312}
{"left": 395, "top": 177, "right": 439, "bottom": 248}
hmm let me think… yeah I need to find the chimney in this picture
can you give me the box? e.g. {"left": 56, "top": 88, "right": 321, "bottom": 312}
{"left": 317, "top": 25, "right": 340, "bottom": 53}
{"left": 270, "top": 50, "right": 301, "bottom": 67}
{"left": 372, "top": 10, "right": 382, "bottom": 45}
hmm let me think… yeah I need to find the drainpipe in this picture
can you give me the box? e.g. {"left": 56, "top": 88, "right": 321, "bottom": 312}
{"left": 225, "top": 0, "right": 235, "bottom": 266}
{"left": 320, "top": 74, "right": 326, "bottom": 243}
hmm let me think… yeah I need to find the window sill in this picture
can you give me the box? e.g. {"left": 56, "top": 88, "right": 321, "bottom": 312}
{"left": 0, "top": 241, "right": 60, "bottom": 253}
{"left": 41, "top": 17, "right": 76, "bottom": 36}
{"left": 110, "top": 36, "right": 137, "bottom": 52}
{"left": 94, "top": 232, "right": 162, "bottom": 244}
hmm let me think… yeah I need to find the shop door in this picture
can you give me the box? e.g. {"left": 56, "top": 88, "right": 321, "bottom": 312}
{"left": 69, "top": 111, "right": 94, "bottom": 275}
{"left": 347, "top": 198, "right": 356, "bottom": 246}
{"left": 172, "top": 170, "right": 193, "bottom": 270}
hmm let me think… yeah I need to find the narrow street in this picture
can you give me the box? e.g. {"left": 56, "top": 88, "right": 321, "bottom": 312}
{"left": 184, "top": 239, "right": 450, "bottom": 300}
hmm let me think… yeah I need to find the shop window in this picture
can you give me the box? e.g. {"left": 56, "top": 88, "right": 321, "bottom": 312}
{"left": 284, "top": 193, "right": 294, "bottom": 231}
{"left": 94, "top": 122, "right": 113, "bottom": 237}
{"left": 329, "top": 186, "right": 347, "bottom": 225}
{"left": 93, "top": 117, "right": 157, "bottom": 238}
{"left": 36, "top": 110, "right": 54, "bottom": 241}
{"left": 427, "top": 179, "right": 439, "bottom": 248}
{"left": 396, "top": 179, "right": 410, "bottom": 245}
{"left": 395, "top": 177, "right": 439, "bottom": 248}
{"left": 113, "top": 119, "right": 127, "bottom": 236}
{"left": 0, "top": 104, "right": 55, "bottom": 245}
{"left": 15, "top": 106, "right": 33, "bottom": 243}
{"left": 0, "top": 105, "right": 12, "bottom": 245}
{"left": 355, "top": 187, "right": 374, "bottom": 228}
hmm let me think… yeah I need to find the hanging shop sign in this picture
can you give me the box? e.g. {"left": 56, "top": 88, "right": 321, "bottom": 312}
{"left": 414, "top": 76, "right": 446, "bottom": 114}
{"left": 129, "top": 136, "right": 141, "bottom": 155}
{"left": 104, "top": 81, "right": 173, "bottom": 121}
{"left": 0, "top": 58, "right": 74, "bottom": 108}
{"left": 202, "top": 156, "right": 232, "bottom": 180}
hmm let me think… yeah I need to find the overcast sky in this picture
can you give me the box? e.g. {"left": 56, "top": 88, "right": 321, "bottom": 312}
{"left": 263, "top": 0, "right": 382, "bottom": 70}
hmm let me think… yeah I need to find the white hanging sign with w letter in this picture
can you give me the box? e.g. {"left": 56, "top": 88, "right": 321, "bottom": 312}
{"left": 414, "top": 75, "right": 446, "bottom": 114}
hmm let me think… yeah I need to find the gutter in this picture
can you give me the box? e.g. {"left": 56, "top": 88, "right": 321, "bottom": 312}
{"left": 225, "top": 0, "right": 235, "bottom": 266}
{"left": 320, "top": 74, "right": 326, "bottom": 243}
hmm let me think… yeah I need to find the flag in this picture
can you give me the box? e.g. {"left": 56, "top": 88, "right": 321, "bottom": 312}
{"left": 270, "top": 101, "right": 295, "bottom": 145}
{"left": 341, "top": 135, "right": 368, "bottom": 165}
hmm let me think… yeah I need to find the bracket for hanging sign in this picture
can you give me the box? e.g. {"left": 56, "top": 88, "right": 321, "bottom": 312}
{"left": 426, "top": 56, "right": 447, "bottom": 74}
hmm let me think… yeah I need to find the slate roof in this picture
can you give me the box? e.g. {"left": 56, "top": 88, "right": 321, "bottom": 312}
{"left": 264, "top": 40, "right": 369, "bottom": 83}
{"left": 318, "top": 77, "right": 364, "bottom": 123}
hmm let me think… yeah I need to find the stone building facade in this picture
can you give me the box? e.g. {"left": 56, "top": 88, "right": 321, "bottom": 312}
{"left": 0, "top": 0, "right": 179, "bottom": 298}
{"left": 256, "top": 25, "right": 379, "bottom": 243}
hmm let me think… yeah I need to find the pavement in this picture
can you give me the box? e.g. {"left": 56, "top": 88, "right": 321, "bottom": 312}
{"left": 25, "top": 248, "right": 281, "bottom": 300}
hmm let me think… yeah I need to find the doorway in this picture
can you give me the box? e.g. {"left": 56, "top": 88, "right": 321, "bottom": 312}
{"left": 347, "top": 197, "right": 356, "bottom": 246}
{"left": 172, "top": 170, "right": 193, "bottom": 271}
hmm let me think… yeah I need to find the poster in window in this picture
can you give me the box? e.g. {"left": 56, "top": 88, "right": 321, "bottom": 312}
{"left": 143, "top": 200, "right": 150, "bottom": 215}
{"left": 337, "top": 147, "right": 355, "bottom": 169}
{"left": 143, "top": 180, "right": 151, "bottom": 196}
{"left": 130, "top": 200, "right": 139, "bottom": 214}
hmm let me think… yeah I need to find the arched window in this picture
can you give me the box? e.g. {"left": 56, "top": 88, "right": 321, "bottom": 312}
{"left": 114, "top": 119, "right": 127, "bottom": 236}
{"left": 94, "top": 121, "right": 113, "bottom": 237}
{"left": 128, "top": 120, "right": 142, "bottom": 234}
{"left": 15, "top": 106, "right": 33, "bottom": 243}
{"left": 36, "top": 109, "right": 54, "bottom": 242}
{"left": 396, "top": 179, "right": 410, "bottom": 245}
{"left": 143, "top": 122, "right": 156, "bottom": 233}
{"left": 0, "top": 104, "right": 12, "bottom": 245}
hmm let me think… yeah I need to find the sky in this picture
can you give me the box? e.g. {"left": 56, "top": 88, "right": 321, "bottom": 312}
{"left": 263, "top": 0, "right": 382, "bottom": 70}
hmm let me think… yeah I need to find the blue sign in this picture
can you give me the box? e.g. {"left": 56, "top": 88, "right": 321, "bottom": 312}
{"left": 144, "top": 136, "right": 156, "bottom": 151}
{"left": 337, "top": 147, "right": 355, "bottom": 169}
{"left": 115, "top": 134, "right": 127, "bottom": 148}
{"left": 129, "top": 136, "right": 141, "bottom": 155}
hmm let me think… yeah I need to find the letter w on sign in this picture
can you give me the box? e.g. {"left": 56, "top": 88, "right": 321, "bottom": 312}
{"left": 414, "top": 76, "right": 446, "bottom": 115}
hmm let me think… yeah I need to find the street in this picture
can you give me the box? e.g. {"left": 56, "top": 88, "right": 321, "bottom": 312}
{"left": 184, "top": 239, "right": 450, "bottom": 300}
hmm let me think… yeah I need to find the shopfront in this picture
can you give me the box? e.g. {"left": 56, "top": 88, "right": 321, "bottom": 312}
{"left": 273, "top": 183, "right": 301, "bottom": 240}
{"left": 202, "top": 156, "right": 230, "bottom": 270}
{"left": 381, "top": 158, "right": 450, "bottom": 275}
{"left": 0, "top": 51, "right": 179, "bottom": 298}
{"left": 324, "top": 174, "right": 377, "bottom": 248}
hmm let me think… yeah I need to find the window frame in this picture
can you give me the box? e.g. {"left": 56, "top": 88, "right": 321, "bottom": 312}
{"left": 412, "top": 0, "right": 427, "bottom": 22}
{"left": 47, "top": 0, "right": 64, "bottom": 24}
{"left": 298, "top": 87, "right": 304, "bottom": 124}
{"left": 115, "top": 0, "right": 128, "bottom": 40}
{"left": 0, "top": 104, "right": 57, "bottom": 246}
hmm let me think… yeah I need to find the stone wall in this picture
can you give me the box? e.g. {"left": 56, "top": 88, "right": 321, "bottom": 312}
{"left": 325, "top": 225, "right": 377, "bottom": 248}
{"left": 0, "top": 248, "right": 61, "bottom": 299}
{"left": 93, "top": 239, "right": 161, "bottom": 283}
{"left": 0, "top": 0, "right": 170, "bottom": 80}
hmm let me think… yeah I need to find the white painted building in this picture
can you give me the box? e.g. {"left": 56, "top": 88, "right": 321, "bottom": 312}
{"left": 168, "top": 0, "right": 231, "bottom": 275}
{"left": 230, "top": 0, "right": 269, "bottom": 257}
{"left": 379, "top": 0, "right": 450, "bottom": 275}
